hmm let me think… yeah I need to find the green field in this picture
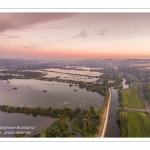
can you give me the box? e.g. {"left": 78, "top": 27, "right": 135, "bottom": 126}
{"left": 126, "top": 111, "right": 150, "bottom": 137}
{"left": 119, "top": 82, "right": 145, "bottom": 109}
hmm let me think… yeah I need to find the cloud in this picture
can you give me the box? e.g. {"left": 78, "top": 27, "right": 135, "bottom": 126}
{"left": 97, "top": 30, "right": 109, "bottom": 36}
{"left": 6, "top": 36, "right": 21, "bottom": 38}
{"left": 135, "top": 24, "right": 150, "bottom": 32}
{"left": 55, "top": 39, "right": 66, "bottom": 43}
{"left": 0, "top": 13, "right": 76, "bottom": 33}
{"left": 47, "top": 25, "right": 69, "bottom": 30}
{"left": 22, "top": 43, "right": 39, "bottom": 49}
{"left": 72, "top": 30, "right": 88, "bottom": 38}
{"left": 120, "top": 24, "right": 150, "bottom": 37}
{"left": 22, "top": 40, "right": 54, "bottom": 49}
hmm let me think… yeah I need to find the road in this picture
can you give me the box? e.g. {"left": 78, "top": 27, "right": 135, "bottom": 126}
{"left": 100, "top": 87, "right": 112, "bottom": 137}
{"left": 138, "top": 79, "right": 150, "bottom": 113}
{"left": 124, "top": 107, "right": 149, "bottom": 113}
{"left": 123, "top": 79, "right": 150, "bottom": 113}
{"left": 96, "top": 84, "right": 122, "bottom": 137}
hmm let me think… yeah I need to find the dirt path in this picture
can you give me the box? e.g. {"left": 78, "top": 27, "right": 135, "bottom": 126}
{"left": 95, "top": 88, "right": 112, "bottom": 137}
{"left": 124, "top": 107, "right": 149, "bottom": 113}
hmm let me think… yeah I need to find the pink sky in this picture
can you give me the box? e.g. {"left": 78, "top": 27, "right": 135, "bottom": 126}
{"left": 0, "top": 13, "right": 150, "bottom": 59}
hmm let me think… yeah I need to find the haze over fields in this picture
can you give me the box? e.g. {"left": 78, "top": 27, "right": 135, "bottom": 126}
{"left": 0, "top": 13, "right": 150, "bottom": 59}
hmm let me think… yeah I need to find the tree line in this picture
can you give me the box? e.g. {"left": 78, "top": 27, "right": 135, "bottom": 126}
{"left": 0, "top": 105, "right": 74, "bottom": 118}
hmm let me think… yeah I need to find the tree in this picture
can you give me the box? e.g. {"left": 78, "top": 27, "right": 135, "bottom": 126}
{"left": 93, "top": 108, "right": 99, "bottom": 115}
{"left": 103, "top": 79, "right": 108, "bottom": 86}
{"left": 83, "top": 108, "right": 90, "bottom": 115}
{"left": 117, "top": 111, "right": 128, "bottom": 122}
{"left": 75, "top": 107, "right": 81, "bottom": 114}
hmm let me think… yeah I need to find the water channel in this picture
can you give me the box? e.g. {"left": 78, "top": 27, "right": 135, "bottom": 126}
{"left": 106, "top": 79, "right": 129, "bottom": 137}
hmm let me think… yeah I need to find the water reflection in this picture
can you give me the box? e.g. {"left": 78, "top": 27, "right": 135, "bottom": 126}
{"left": 0, "top": 111, "right": 57, "bottom": 137}
{"left": 0, "top": 79, "right": 104, "bottom": 110}
{"left": 106, "top": 89, "right": 120, "bottom": 137}
{"left": 44, "top": 68, "right": 102, "bottom": 76}
{"left": 106, "top": 79, "right": 129, "bottom": 137}
{"left": 43, "top": 71, "right": 98, "bottom": 82}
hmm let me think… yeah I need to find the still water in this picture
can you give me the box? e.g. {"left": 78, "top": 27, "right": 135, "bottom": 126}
{"left": 0, "top": 79, "right": 103, "bottom": 137}
{"left": 105, "top": 88, "right": 120, "bottom": 137}
{"left": 0, "top": 111, "right": 57, "bottom": 137}
{"left": 106, "top": 79, "right": 129, "bottom": 137}
{"left": 44, "top": 68, "right": 102, "bottom": 76}
{"left": 0, "top": 79, "right": 104, "bottom": 110}
{"left": 43, "top": 71, "right": 98, "bottom": 82}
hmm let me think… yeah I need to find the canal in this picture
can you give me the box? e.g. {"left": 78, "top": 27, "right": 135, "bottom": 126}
{"left": 106, "top": 79, "right": 129, "bottom": 137}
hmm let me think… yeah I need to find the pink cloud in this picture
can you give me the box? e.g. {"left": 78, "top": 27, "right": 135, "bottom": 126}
{"left": 72, "top": 30, "right": 88, "bottom": 38}
{"left": 0, "top": 13, "right": 76, "bottom": 33}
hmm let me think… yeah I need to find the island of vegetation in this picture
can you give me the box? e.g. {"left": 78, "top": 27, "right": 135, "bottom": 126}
{"left": 0, "top": 105, "right": 100, "bottom": 137}
{"left": 43, "top": 90, "right": 47, "bottom": 92}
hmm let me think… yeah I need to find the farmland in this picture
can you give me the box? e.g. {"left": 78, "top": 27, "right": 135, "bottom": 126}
{"left": 126, "top": 111, "right": 150, "bottom": 137}
{"left": 119, "top": 82, "right": 145, "bottom": 109}
{"left": 142, "top": 82, "right": 150, "bottom": 104}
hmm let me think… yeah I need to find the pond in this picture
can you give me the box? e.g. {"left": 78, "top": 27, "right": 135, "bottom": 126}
{"left": 43, "top": 71, "right": 98, "bottom": 82}
{"left": 0, "top": 79, "right": 104, "bottom": 110}
{"left": 0, "top": 78, "right": 104, "bottom": 137}
{"left": 63, "top": 66, "right": 103, "bottom": 71}
{"left": 43, "top": 68, "right": 102, "bottom": 77}
{"left": 0, "top": 111, "right": 57, "bottom": 137}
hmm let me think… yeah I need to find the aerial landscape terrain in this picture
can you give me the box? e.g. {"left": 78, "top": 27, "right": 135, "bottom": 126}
{"left": 0, "top": 13, "right": 150, "bottom": 138}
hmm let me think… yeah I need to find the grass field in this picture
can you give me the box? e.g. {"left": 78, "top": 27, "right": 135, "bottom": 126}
{"left": 126, "top": 74, "right": 137, "bottom": 81}
{"left": 126, "top": 111, "right": 150, "bottom": 137}
{"left": 119, "top": 82, "right": 145, "bottom": 109}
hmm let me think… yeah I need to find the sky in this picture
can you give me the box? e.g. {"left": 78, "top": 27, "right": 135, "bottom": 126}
{"left": 0, "top": 13, "right": 150, "bottom": 60}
